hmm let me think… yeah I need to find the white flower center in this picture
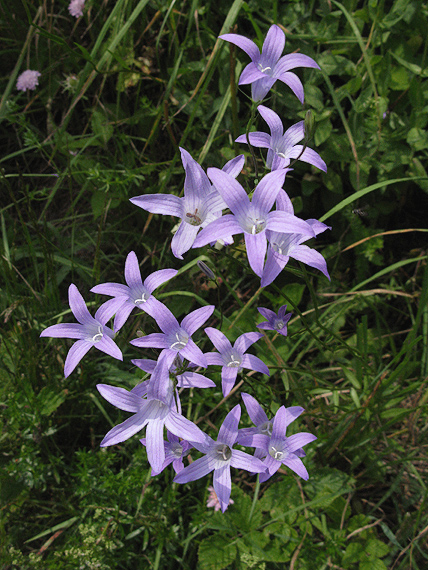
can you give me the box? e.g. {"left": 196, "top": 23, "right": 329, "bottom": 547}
{"left": 258, "top": 63, "right": 272, "bottom": 74}
{"left": 226, "top": 352, "right": 242, "bottom": 368}
{"left": 271, "top": 241, "right": 283, "bottom": 255}
{"left": 215, "top": 443, "right": 232, "bottom": 461}
{"left": 92, "top": 325, "right": 103, "bottom": 343}
{"left": 170, "top": 329, "right": 189, "bottom": 351}
{"left": 170, "top": 442, "right": 183, "bottom": 458}
{"left": 250, "top": 218, "right": 266, "bottom": 235}
{"left": 259, "top": 420, "right": 273, "bottom": 436}
{"left": 185, "top": 208, "right": 202, "bottom": 226}
{"left": 274, "top": 319, "right": 284, "bottom": 330}
{"left": 134, "top": 290, "right": 150, "bottom": 304}
{"left": 269, "top": 445, "right": 284, "bottom": 461}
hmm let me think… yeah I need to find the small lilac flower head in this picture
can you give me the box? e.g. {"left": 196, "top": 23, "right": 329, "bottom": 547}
{"left": 207, "top": 486, "right": 234, "bottom": 511}
{"left": 16, "top": 70, "right": 41, "bottom": 92}
{"left": 140, "top": 430, "right": 193, "bottom": 476}
{"left": 256, "top": 305, "right": 292, "bottom": 336}
{"left": 40, "top": 284, "right": 122, "bottom": 377}
{"left": 219, "top": 25, "right": 320, "bottom": 102}
{"left": 68, "top": 0, "right": 85, "bottom": 18}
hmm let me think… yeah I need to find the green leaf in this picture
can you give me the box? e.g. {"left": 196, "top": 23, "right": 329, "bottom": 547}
{"left": 38, "top": 387, "right": 66, "bottom": 416}
{"left": 198, "top": 535, "right": 237, "bottom": 570}
{"left": 91, "top": 110, "right": 114, "bottom": 145}
{"left": 314, "top": 118, "right": 333, "bottom": 146}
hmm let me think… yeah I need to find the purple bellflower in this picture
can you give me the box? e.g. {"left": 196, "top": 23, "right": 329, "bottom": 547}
{"left": 98, "top": 357, "right": 206, "bottom": 473}
{"left": 237, "top": 393, "right": 305, "bottom": 460}
{"left": 130, "top": 148, "right": 244, "bottom": 259}
{"left": 40, "top": 284, "right": 122, "bottom": 378}
{"left": 239, "top": 405, "right": 316, "bottom": 482}
{"left": 91, "top": 251, "right": 177, "bottom": 332}
{"left": 132, "top": 354, "right": 215, "bottom": 389}
{"left": 192, "top": 168, "right": 315, "bottom": 278}
{"left": 256, "top": 305, "right": 292, "bottom": 337}
{"left": 174, "top": 405, "right": 266, "bottom": 512}
{"left": 140, "top": 430, "right": 193, "bottom": 476}
{"left": 261, "top": 190, "right": 330, "bottom": 287}
{"left": 219, "top": 25, "right": 320, "bottom": 102}
{"left": 236, "top": 105, "right": 327, "bottom": 172}
{"left": 204, "top": 328, "right": 269, "bottom": 397}
{"left": 130, "top": 304, "right": 214, "bottom": 370}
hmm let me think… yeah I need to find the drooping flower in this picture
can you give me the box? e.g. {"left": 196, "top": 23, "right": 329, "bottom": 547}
{"left": 192, "top": 168, "right": 315, "bottom": 278}
{"left": 97, "top": 357, "right": 206, "bottom": 474}
{"left": 16, "top": 70, "right": 41, "bottom": 92}
{"left": 219, "top": 25, "right": 320, "bottom": 102}
{"left": 237, "top": 393, "right": 305, "bottom": 459}
{"left": 91, "top": 251, "right": 177, "bottom": 331}
{"left": 174, "top": 405, "right": 266, "bottom": 512}
{"left": 207, "top": 486, "right": 234, "bottom": 511}
{"left": 204, "top": 328, "right": 269, "bottom": 397}
{"left": 40, "top": 284, "right": 122, "bottom": 378}
{"left": 262, "top": 190, "right": 330, "bottom": 287}
{"left": 68, "top": 0, "right": 85, "bottom": 18}
{"left": 130, "top": 148, "right": 244, "bottom": 259}
{"left": 238, "top": 405, "right": 316, "bottom": 482}
{"left": 140, "top": 430, "right": 193, "bottom": 476}
{"left": 130, "top": 304, "right": 214, "bottom": 370}
{"left": 256, "top": 305, "right": 292, "bottom": 337}
{"left": 236, "top": 105, "right": 327, "bottom": 172}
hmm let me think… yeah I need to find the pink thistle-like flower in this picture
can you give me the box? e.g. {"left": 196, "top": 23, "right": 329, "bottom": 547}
{"left": 68, "top": 0, "right": 85, "bottom": 18}
{"left": 207, "top": 486, "right": 234, "bottom": 511}
{"left": 16, "top": 70, "right": 41, "bottom": 92}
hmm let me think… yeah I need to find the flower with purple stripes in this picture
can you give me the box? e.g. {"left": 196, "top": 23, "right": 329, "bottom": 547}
{"left": 219, "top": 25, "right": 320, "bottom": 102}
{"left": 256, "top": 305, "right": 292, "bottom": 337}
{"left": 204, "top": 328, "right": 269, "bottom": 396}
{"left": 91, "top": 251, "right": 177, "bottom": 331}
{"left": 236, "top": 105, "right": 327, "bottom": 172}
{"left": 238, "top": 405, "right": 316, "bottom": 482}
{"left": 40, "top": 284, "right": 122, "bottom": 378}
{"left": 174, "top": 405, "right": 266, "bottom": 512}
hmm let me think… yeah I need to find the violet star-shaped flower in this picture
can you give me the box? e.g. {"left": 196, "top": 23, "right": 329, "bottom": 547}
{"left": 261, "top": 190, "right": 330, "bottom": 287}
{"left": 97, "top": 357, "right": 206, "bottom": 473}
{"left": 219, "top": 24, "right": 320, "bottom": 102}
{"left": 130, "top": 304, "right": 214, "bottom": 370}
{"left": 236, "top": 105, "right": 327, "bottom": 172}
{"left": 174, "top": 405, "right": 266, "bottom": 512}
{"left": 239, "top": 405, "right": 316, "bottom": 482}
{"left": 237, "top": 393, "right": 305, "bottom": 460}
{"left": 192, "top": 168, "right": 315, "bottom": 278}
{"left": 204, "top": 328, "right": 269, "bottom": 396}
{"left": 40, "top": 284, "right": 122, "bottom": 378}
{"left": 140, "top": 430, "right": 193, "bottom": 476}
{"left": 256, "top": 305, "right": 292, "bottom": 337}
{"left": 91, "top": 251, "right": 177, "bottom": 332}
{"left": 130, "top": 148, "right": 244, "bottom": 259}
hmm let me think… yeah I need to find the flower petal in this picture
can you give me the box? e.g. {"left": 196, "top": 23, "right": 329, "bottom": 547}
{"left": 182, "top": 305, "right": 215, "bottom": 336}
{"left": 275, "top": 53, "right": 320, "bottom": 75}
{"left": 230, "top": 449, "right": 266, "bottom": 473}
{"left": 94, "top": 335, "right": 123, "bottom": 361}
{"left": 213, "top": 464, "right": 232, "bottom": 513}
{"left": 275, "top": 71, "right": 305, "bottom": 103}
{"left": 100, "top": 410, "right": 148, "bottom": 446}
{"left": 261, "top": 25, "right": 285, "bottom": 67}
{"left": 221, "top": 154, "right": 245, "bottom": 178}
{"left": 204, "top": 327, "right": 232, "bottom": 354}
{"left": 146, "top": 418, "right": 166, "bottom": 473}
{"left": 97, "top": 383, "right": 142, "bottom": 412}
{"left": 235, "top": 132, "right": 271, "bottom": 148}
{"left": 124, "top": 251, "right": 144, "bottom": 289}
{"left": 282, "top": 455, "right": 310, "bottom": 480}
{"left": 192, "top": 215, "right": 243, "bottom": 248}
{"left": 219, "top": 34, "right": 260, "bottom": 61}
{"left": 288, "top": 146, "right": 327, "bottom": 172}
{"left": 245, "top": 232, "right": 267, "bottom": 277}
{"left": 238, "top": 62, "right": 267, "bottom": 85}
{"left": 130, "top": 194, "right": 182, "bottom": 217}
{"left": 241, "top": 354, "right": 270, "bottom": 376}
{"left": 241, "top": 393, "right": 268, "bottom": 426}
{"left": 144, "top": 268, "right": 177, "bottom": 293}
{"left": 258, "top": 105, "right": 284, "bottom": 140}
{"left": 40, "top": 323, "right": 85, "bottom": 339}
{"left": 174, "top": 455, "right": 213, "bottom": 484}
{"left": 68, "top": 284, "right": 94, "bottom": 325}
{"left": 218, "top": 404, "right": 240, "bottom": 447}
{"left": 64, "top": 340, "right": 92, "bottom": 377}
{"left": 289, "top": 245, "right": 330, "bottom": 280}
{"left": 234, "top": 332, "right": 263, "bottom": 353}
{"left": 287, "top": 432, "right": 317, "bottom": 453}
{"left": 171, "top": 221, "right": 200, "bottom": 259}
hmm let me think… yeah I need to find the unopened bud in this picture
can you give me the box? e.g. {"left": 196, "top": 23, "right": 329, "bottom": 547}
{"left": 304, "top": 110, "right": 315, "bottom": 141}
{"left": 197, "top": 260, "right": 215, "bottom": 280}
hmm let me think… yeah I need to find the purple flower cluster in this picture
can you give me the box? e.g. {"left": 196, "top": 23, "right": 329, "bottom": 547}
{"left": 40, "top": 24, "right": 325, "bottom": 512}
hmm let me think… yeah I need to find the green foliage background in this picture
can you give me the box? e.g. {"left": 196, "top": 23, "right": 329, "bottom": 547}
{"left": 1, "top": 0, "right": 428, "bottom": 568}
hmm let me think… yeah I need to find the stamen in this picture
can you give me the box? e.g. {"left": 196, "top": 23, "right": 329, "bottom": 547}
{"left": 170, "top": 330, "right": 189, "bottom": 350}
{"left": 271, "top": 242, "right": 283, "bottom": 255}
{"left": 92, "top": 326, "right": 103, "bottom": 343}
{"left": 215, "top": 444, "right": 232, "bottom": 461}
{"left": 269, "top": 445, "right": 284, "bottom": 460}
